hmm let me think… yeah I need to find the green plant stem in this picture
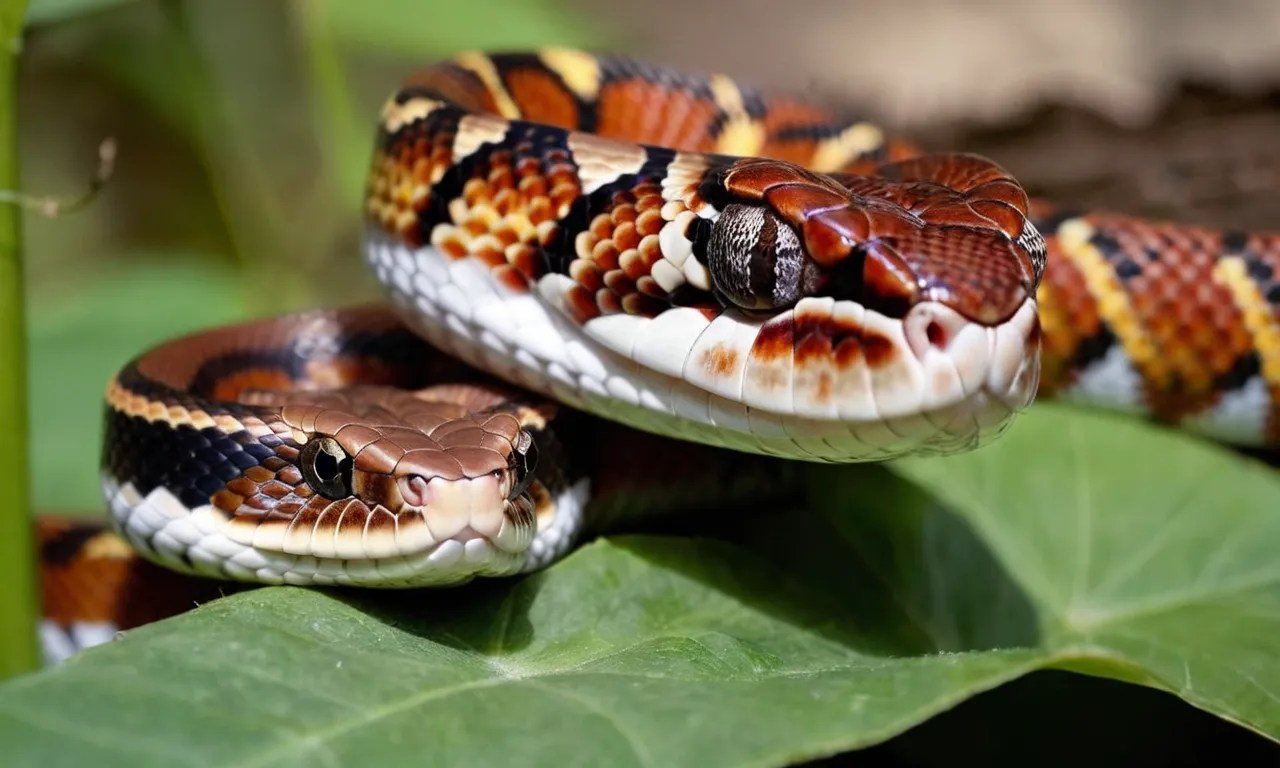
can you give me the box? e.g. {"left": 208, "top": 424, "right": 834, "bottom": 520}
{"left": 0, "top": 0, "right": 39, "bottom": 680}
{"left": 290, "top": 0, "right": 370, "bottom": 210}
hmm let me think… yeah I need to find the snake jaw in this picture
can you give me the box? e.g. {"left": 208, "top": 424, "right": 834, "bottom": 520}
{"left": 389, "top": 470, "right": 534, "bottom": 555}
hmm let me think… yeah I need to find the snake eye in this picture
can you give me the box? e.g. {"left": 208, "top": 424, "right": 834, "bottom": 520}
{"left": 299, "top": 435, "right": 353, "bottom": 500}
{"left": 706, "top": 203, "right": 821, "bottom": 311}
{"left": 507, "top": 431, "right": 538, "bottom": 501}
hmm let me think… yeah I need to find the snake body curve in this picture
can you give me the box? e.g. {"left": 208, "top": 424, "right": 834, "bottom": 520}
{"left": 38, "top": 49, "right": 1280, "bottom": 661}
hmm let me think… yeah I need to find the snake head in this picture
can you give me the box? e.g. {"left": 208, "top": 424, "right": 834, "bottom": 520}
{"left": 262, "top": 386, "right": 545, "bottom": 566}
{"left": 706, "top": 154, "right": 1046, "bottom": 327}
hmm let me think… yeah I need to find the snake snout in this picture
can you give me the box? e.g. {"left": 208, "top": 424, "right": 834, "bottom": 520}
{"left": 393, "top": 471, "right": 528, "bottom": 552}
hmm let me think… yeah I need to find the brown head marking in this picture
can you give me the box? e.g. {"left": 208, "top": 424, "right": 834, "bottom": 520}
{"left": 706, "top": 154, "right": 1043, "bottom": 325}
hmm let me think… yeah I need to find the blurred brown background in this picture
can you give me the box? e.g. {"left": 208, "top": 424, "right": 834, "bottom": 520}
{"left": 17, "top": 0, "right": 1280, "bottom": 513}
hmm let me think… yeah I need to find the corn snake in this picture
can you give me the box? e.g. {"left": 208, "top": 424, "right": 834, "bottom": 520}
{"left": 35, "top": 48, "right": 1280, "bottom": 663}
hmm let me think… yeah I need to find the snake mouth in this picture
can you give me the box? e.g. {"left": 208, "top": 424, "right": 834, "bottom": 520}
{"left": 393, "top": 472, "right": 536, "bottom": 555}
{"left": 900, "top": 297, "right": 1042, "bottom": 414}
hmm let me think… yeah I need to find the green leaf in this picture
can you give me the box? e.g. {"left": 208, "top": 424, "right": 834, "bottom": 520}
{"left": 3, "top": 399, "right": 1278, "bottom": 764}
{"left": 0, "top": 542, "right": 1046, "bottom": 766}
{"left": 24, "top": 0, "right": 136, "bottom": 26}
{"left": 26, "top": 257, "right": 252, "bottom": 512}
{"left": 883, "top": 403, "right": 1280, "bottom": 738}
{"left": 319, "top": 0, "right": 609, "bottom": 56}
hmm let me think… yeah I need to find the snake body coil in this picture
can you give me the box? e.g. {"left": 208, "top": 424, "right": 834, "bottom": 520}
{"left": 37, "top": 49, "right": 1280, "bottom": 661}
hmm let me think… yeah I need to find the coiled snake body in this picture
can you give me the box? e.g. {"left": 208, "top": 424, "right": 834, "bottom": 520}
{"left": 37, "top": 49, "right": 1280, "bottom": 661}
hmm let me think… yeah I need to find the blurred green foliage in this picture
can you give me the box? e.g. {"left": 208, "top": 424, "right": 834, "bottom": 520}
{"left": 20, "top": 0, "right": 608, "bottom": 513}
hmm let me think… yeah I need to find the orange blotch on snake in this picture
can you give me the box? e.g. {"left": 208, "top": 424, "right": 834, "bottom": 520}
{"left": 603, "top": 269, "right": 635, "bottom": 296}
{"left": 565, "top": 286, "right": 601, "bottom": 323}
{"left": 636, "top": 275, "right": 666, "bottom": 298}
{"left": 591, "top": 239, "right": 620, "bottom": 270}
{"left": 700, "top": 344, "right": 739, "bottom": 378}
{"left": 226, "top": 477, "right": 257, "bottom": 497}
{"left": 211, "top": 369, "right": 294, "bottom": 402}
{"left": 621, "top": 293, "right": 665, "bottom": 316}
{"left": 751, "top": 316, "right": 794, "bottom": 363}
{"left": 636, "top": 208, "right": 665, "bottom": 237}
{"left": 862, "top": 333, "right": 897, "bottom": 369}
{"left": 619, "top": 250, "right": 646, "bottom": 281}
{"left": 570, "top": 260, "right": 604, "bottom": 292}
{"left": 610, "top": 205, "right": 637, "bottom": 225}
{"left": 613, "top": 222, "right": 640, "bottom": 252}
{"left": 259, "top": 481, "right": 293, "bottom": 500}
{"left": 494, "top": 264, "right": 531, "bottom": 293}
{"left": 212, "top": 489, "right": 244, "bottom": 513}
{"left": 596, "top": 289, "right": 623, "bottom": 314}
{"left": 504, "top": 67, "right": 580, "bottom": 127}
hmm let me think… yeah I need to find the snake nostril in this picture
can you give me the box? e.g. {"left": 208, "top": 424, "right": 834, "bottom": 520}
{"left": 926, "top": 320, "right": 947, "bottom": 349}
{"left": 399, "top": 474, "right": 431, "bottom": 507}
{"left": 904, "top": 302, "right": 967, "bottom": 362}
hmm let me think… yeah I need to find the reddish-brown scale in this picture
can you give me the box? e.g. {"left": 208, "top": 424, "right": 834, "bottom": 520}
{"left": 636, "top": 208, "right": 664, "bottom": 236}
{"left": 751, "top": 315, "right": 794, "bottom": 363}
{"left": 211, "top": 489, "right": 243, "bottom": 511}
{"left": 38, "top": 518, "right": 235, "bottom": 638}
{"left": 636, "top": 275, "right": 664, "bottom": 297}
{"left": 590, "top": 239, "right": 620, "bottom": 270}
{"left": 245, "top": 498, "right": 275, "bottom": 514}
{"left": 621, "top": 293, "right": 666, "bottom": 317}
{"left": 635, "top": 193, "right": 663, "bottom": 213}
{"left": 611, "top": 206, "right": 637, "bottom": 225}
{"left": 494, "top": 225, "right": 519, "bottom": 248}
{"left": 638, "top": 234, "right": 662, "bottom": 261}
{"left": 488, "top": 163, "right": 515, "bottom": 192}
{"left": 507, "top": 244, "right": 541, "bottom": 279}
{"left": 619, "top": 250, "right": 646, "bottom": 281}
{"left": 603, "top": 270, "right": 634, "bottom": 296}
{"left": 565, "top": 286, "right": 601, "bottom": 323}
{"left": 793, "top": 305, "right": 869, "bottom": 370}
{"left": 862, "top": 243, "right": 922, "bottom": 315}
{"left": 226, "top": 477, "right": 255, "bottom": 497}
{"left": 753, "top": 98, "right": 842, "bottom": 165}
{"left": 462, "top": 178, "right": 488, "bottom": 206}
{"left": 503, "top": 67, "right": 580, "bottom": 127}
{"left": 399, "top": 63, "right": 499, "bottom": 114}
{"left": 366, "top": 509, "right": 395, "bottom": 534}
{"left": 589, "top": 213, "right": 613, "bottom": 240}
{"left": 438, "top": 236, "right": 467, "bottom": 260}
{"left": 570, "top": 260, "right": 604, "bottom": 292}
{"left": 614, "top": 222, "right": 640, "bottom": 252}
{"left": 260, "top": 481, "right": 292, "bottom": 500}
{"left": 491, "top": 189, "right": 516, "bottom": 218}
{"left": 714, "top": 152, "right": 1039, "bottom": 324}
{"left": 1062, "top": 214, "right": 1256, "bottom": 422}
{"left": 550, "top": 186, "right": 579, "bottom": 215}
{"left": 516, "top": 155, "right": 543, "bottom": 177}
{"left": 596, "top": 290, "right": 623, "bottom": 315}
{"left": 355, "top": 440, "right": 404, "bottom": 475}
{"left": 795, "top": 208, "right": 868, "bottom": 266}
{"left": 723, "top": 160, "right": 837, "bottom": 202}
{"left": 862, "top": 332, "right": 897, "bottom": 369}
{"left": 494, "top": 264, "right": 530, "bottom": 293}
{"left": 211, "top": 370, "right": 294, "bottom": 402}
{"left": 527, "top": 196, "right": 553, "bottom": 225}
{"left": 595, "top": 78, "right": 721, "bottom": 148}
{"left": 473, "top": 241, "right": 505, "bottom": 268}
{"left": 763, "top": 184, "right": 849, "bottom": 223}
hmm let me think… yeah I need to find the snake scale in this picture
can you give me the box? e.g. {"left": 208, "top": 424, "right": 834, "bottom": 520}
{"left": 36, "top": 48, "right": 1280, "bottom": 664}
